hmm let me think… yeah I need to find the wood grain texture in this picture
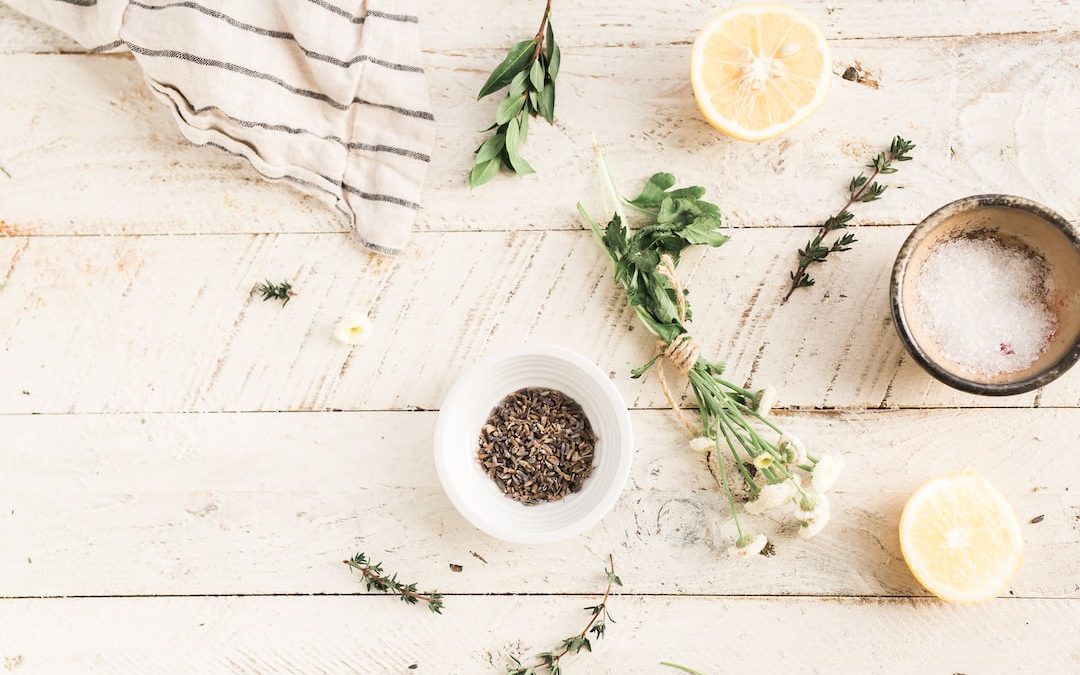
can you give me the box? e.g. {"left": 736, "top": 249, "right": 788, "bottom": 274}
{"left": 1, "top": 32, "right": 1078, "bottom": 235}
{"left": 1, "top": 230, "right": 1077, "bottom": 414}
{"left": 2, "top": 409, "right": 1076, "bottom": 597}
{"left": 1, "top": 595, "right": 1078, "bottom": 673}
{"left": 3, "top": 1, "right": 1079, "bottom": 54}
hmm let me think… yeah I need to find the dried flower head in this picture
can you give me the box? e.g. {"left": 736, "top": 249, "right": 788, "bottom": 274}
{"left": 798, "top": 508, "right": 831, "bottom": 538}
{"left": 334, "top": 314, "right": 374, "bottom": 346}
{"left": 777, "top": 433, "right": 808, "bottom": 465}
{"left": 811, "top": 454, "right": 845, "bottom": 493}
{"left": 689, "top": 436, "right": 714, "bottom": 453}
{"left": 754, "top": 386, "right": 778, "bottom": 417}
{"left": 728, "top": 532, "right": 768, "bottom": 557}
{"left": 745, "top": 480, "right": 796, "bottom": 514}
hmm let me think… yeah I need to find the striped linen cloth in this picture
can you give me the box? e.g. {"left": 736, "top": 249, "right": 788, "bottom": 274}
{"left": 5, "top": 0, "right": 435, "bottom": 255}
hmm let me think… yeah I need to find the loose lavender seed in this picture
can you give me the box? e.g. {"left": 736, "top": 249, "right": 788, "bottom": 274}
{"left": 477, "top": 387, "right": 597, "bottom": 505}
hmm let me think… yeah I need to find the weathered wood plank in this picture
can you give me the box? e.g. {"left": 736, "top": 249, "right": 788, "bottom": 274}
{"left": 1, "top": 32, "right": 1078, "bottom": 235}
{"left": 3, "top": 1, "right": 1079, "bottom": 54}
{"left": 0, "top": 595, "right": 1077, "bottom": 673}
{"left": 1, "top": 230, "right": 1076, "bottom": 413}
{"left": 1, "top": 409, "right": 1075, "bottom": 597}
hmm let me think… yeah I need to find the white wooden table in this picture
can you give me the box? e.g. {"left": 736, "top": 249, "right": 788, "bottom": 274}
{"left": 2, "top": 2, "right": 1079, "bottom": 672}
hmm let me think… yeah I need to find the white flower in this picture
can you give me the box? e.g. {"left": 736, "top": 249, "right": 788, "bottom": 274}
{"left": 811, "top": 454, "right": 845, "bottom": 493}
{"left": 798, "top": 491, "right": 828, "bottom": 513}
{"left": 754, "top": 386, "right": 778, "bottom": 417}
{"left": 798, "top": 507, "right": 831, "bottom": 538}
{"left": 752, "top": 453, "right": 774, "bottom": 470}
{"left": 777, "top": 433, "right": 808, "bottom": 466}
{"left": 745, "top": 479, "right": 796, "bottom": 514}
{"left": 727, "top": 533, "right": 768, "bottom": 557}
{"left": 688, "top": 436, "right": 714, "bottom": 453}
{"left": 334, "top": 314, "right": 374, "bottom": 346}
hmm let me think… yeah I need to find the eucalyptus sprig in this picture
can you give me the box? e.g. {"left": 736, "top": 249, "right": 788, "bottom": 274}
{"left": 470, "top": 0, "right": 560, "bottom": 188}
{"left": 782, "top": 135, "right": 915, "bottom": 301}
{"left": 343, "top": 553, "right": 444, "bottom": 614}
{"left": 254, "top": 279, "right": 295, "bottom": 306}
{"left": 508, "top": 554, "right": 620, "bottom": 675}
{"left": 579, "top": 140, "right": 844, "bottom": 555}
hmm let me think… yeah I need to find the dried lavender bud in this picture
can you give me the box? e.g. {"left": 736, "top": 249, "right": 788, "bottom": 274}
{"left": 477, "top": 387, "right": 596, "bottom": 505}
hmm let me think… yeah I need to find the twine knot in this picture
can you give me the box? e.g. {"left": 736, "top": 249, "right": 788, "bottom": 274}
{"left": 664, "top": 333, "right": 700, "bottom": 375}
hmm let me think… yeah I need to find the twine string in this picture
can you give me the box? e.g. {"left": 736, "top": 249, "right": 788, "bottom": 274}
{"left": 652, "top": 255, "right": 701, "bottom": 437}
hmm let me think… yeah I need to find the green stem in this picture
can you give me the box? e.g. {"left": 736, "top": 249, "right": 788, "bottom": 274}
{"left": 661, "top": 663, "right": 708, "bottom": 675}
{"left": 713, "top": 428, "right": 745, "bottom": 538}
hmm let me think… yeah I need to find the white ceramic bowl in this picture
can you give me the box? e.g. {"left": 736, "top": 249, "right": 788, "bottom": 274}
{"left": 434, "top": 344, "right": 634, "bottom": 544}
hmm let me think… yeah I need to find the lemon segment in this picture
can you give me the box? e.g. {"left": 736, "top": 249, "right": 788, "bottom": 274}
{"left": 690, "top": 4, "right": 831, "bottom": 141}
{"left": 899, "top": 473, "right": 1023, "bottom": 603}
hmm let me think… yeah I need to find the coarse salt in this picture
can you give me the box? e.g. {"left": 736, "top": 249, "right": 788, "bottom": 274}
{"left": 914, "top": 235, "right": 1055, "bottom": 376}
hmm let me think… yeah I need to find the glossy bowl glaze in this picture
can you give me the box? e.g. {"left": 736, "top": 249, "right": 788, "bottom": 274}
{"left": 434, "top": 344, "right": 633, "bottom": 544}
{"left": 891, "top": 195, "right": 1080, "bottom": 396}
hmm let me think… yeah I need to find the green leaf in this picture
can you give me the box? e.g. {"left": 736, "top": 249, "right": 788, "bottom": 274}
{"left": 629, "top": 173, "right": 676, "bottom": 207}
{"left": 496, "top": 94, "right": 526, "bottom": 125}
{"left": 544, "top": 21, "right": 560, "bottom": 80}
{"left": 474, "top": 132, "right": 505, "bottom": 164}
{"left": 528, "top": 89, "right": 538, "bottom": 112}
{"left": 509, "top": 69, "right": 529, "bottom": 98}
{"left": 505, "top": 118, "right": 534, "bottom": 174}
{"left": 538, "top": 82, "right": 555, "bottom": 124}
{"left": 529, "top": 58, "right": 545, "bottom": 92}
{"left": 469, "top": 156, "right": 500, "bottom": 188}
{"left": 548, "top": 42, "right": 561, "bottom": 81}
{"left": 478, "top": 39, "right": 535, "bottom": 99}
{"left": 681, "top": 217, "right": 729, "bottom": 247}
{"left": 518, "top": 111, "right": 529, "bottom": 143}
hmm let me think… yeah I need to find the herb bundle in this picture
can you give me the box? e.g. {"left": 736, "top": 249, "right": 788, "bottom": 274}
{"left": 783, "top": 135, "right": 915, "bottom": 301}
{"left": 470, "top": 0, "right": 560, "bottom": 188}
{"left": 343, "top": 552, "right": 444, "bottom": 614}
{"left": 578, "top": 141, "right": 844, "bottom": 553}
{"left": 508, "top": 554, "right": 620, "bottom": 674}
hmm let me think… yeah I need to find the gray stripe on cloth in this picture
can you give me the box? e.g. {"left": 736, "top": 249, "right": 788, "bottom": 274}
{"left": 54, "top": 0, "right": 97, "bottom": 5}
{"left": 89, "top": 39, "right": 125, "bottom": 52}
{"left": 174, "top": 97, "right": 431, "bottom": 162}
{"left": 124, "top": 42, "right": 434, "bottom": 119}
{"left": 302, "top": 0, "right": 417, "bottom": 24}
{"left": 127, "top": 0, "right": 424, "bottom": 72}
{"left": 202, "top": 142, "right": 405, "bottom": 256}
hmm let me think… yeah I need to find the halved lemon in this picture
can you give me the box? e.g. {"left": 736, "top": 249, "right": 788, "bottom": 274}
{"left": 899, "top": 473, "right": 1023, "bottom": 603}
{"left": 690, "top": 4, "right": 831, "bottom": 141}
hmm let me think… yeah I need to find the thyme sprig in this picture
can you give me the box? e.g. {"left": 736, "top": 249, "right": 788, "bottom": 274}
{"left": 508, "top": 555, "right": 621, "bottom": 675}
{"left": 254, "top": 279, "right": 295, "bottom": 306}
{"left": 343, "top": 553, "right": 444, "bottom": 614}
{"left": 782, "top": 135, "right": 915, "bottom": 302}
{"left": 470, "top": 0, "right": 560, "bottom": 188}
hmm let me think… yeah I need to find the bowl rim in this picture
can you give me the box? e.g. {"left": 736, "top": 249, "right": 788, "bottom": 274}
{"left": 890, "top": 193, "right": 1080, "bottom": 396}
{"left": 432, "top": 343, "right": 634, "bottom": 544}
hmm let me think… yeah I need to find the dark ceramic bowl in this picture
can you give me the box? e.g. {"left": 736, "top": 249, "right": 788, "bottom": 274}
{"left": 891, "top": 194, "right": 1080, "bottom": 396}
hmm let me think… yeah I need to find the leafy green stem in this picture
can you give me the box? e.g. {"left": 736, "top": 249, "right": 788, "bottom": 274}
{"left": 343, "top": 553, "right": 444, "bottom": 614}
{"left": 782, "top": 135, "right": 915, "bottom": 302}
{"left": 508, "top": 555, "right": 621, "bottom": 674}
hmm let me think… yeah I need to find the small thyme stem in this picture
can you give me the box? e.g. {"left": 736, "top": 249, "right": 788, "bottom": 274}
{"left": 783, "top": 135, "right": 915, "bottom": 302}
{"left": 343, "top": 553, "right": 444, "bottom": 614}
{"left": 783, "top": 163, "right": 881, "bottom": 301}
{"left": 509, "top": 554, "right": 620, "bottom": 674}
